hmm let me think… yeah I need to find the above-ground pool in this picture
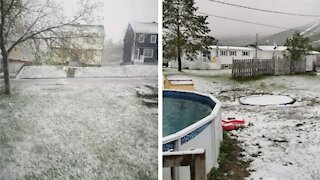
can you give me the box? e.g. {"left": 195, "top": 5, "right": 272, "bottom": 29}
{"left": 163, "top": 90, "right": 222, "bottom": 180}
{"left": 163, "top": 98, "right": 213, "bottom": 137}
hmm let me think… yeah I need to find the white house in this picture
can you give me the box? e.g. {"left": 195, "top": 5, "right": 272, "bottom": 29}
{"left": 256, "top": 45, "right": 287, "bottom": 59}
{"left": 51, "top": 24, "right": 105, "bottom": 66}
{"left": 209, "top": 46, "right": 255, "bottom": 69}
{"left": 256, "top": 45, "right": 320, "bottom": 71}
{"left": 306, "top": 51, "right": 320, "bottom": 71}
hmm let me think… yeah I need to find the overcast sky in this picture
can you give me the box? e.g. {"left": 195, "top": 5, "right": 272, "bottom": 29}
{"left": 62, "top": 0, "right": 320, "bottom": 42}
{"left": 63, "top": 0, "right": 158, "bottom": 42}
{"left": 196, "top": 0, "right": 320, "bottom": 40}
{"left": 101, "top": 0, "right": 158, "bottom": 42}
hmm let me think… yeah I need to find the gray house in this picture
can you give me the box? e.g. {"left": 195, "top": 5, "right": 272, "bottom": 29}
{"left": 123, "top": 22, "right": 158, "bottom": 65}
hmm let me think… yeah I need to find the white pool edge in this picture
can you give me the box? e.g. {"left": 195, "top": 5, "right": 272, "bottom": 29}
{"left": 163, "top": 89, "right": 222, "bottom": 180}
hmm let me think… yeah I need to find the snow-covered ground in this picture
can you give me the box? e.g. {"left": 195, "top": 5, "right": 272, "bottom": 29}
{"left": 0, "top": 83, "right": 157, "bottom": 179}
{"left": 16, "top": 65, "right": 158, "bottom": 79}
{"left": 75, "top": 65, "right": 158, "bottom": 78}
{"left": 164, "top": 68, "right": 320, "bottom": 179}
{"left": 16, "top": 66, "right": 68, "bottom": 79}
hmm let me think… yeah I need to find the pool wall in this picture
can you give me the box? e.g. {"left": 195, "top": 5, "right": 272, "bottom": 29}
{"left": 163, "top": 90, "right": 222, "bottom": 180}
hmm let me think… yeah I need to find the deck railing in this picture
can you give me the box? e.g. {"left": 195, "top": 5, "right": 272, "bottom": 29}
{"left": 163, "top": 148, "right": 206, "bottom": 180}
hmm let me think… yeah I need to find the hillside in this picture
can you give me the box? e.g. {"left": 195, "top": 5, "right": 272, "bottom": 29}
{"left": 259, "top": 20, "right": 320, "bottom": 46}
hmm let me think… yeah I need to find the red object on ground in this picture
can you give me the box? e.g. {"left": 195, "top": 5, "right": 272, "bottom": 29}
{"left": 222, "top": 117, "right": 245, "bottom": 131}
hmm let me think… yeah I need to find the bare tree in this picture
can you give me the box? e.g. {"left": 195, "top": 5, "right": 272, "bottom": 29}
{"left": 0, "top": 0, "right": 101, "bottom": 95}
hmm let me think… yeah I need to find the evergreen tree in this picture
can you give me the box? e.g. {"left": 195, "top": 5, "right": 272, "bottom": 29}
{"left": 284, "top": 32, "right": 312, "bottom": 73}
{"left": 163, "top": 0, "right": 215, "bottom": 71}
{"left": 284, "top": 32, "right": 312, "bottom": 61}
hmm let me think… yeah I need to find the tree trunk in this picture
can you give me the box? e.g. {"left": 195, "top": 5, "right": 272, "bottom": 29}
{"left": 2, "top": 53, "right": 11, "bottom": 95}
{"left": 178, "top": 46, "right": 182, "bottom": 72}
{"left": 177, "top": 22, "right": 182, "bottom": 72}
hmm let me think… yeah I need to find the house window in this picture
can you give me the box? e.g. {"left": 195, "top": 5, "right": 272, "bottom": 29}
{"left": 229, "top": 51, "right": 237, "bottom": 56}
{"left": 143, "top": 49, "right": 153, "bottom": 58}
{"left": 85, "top": 50, "right": 94, "bottom": 59}
{"left": 242, "top": 51, "right": 250, "bottom": 56}
{"left": 86, "top": 36, "right": 95, "bottom": 44}
{"left": 220, "top": 50, "right": 227, "bottom": 56}
{"left": 138, "top": 34, "right": 145, "bottom": 43}
{"left": 150, "top": 35, "right": 157, "bottom": 43}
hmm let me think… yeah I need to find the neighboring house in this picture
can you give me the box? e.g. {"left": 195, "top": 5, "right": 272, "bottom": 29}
{"left": 123, "top": 22, "right": 158, "bottom": 65}
{"left": 306, "top": 51, "right": 320, "bottom": 71}
{"left": 51, "top": 24, "right": 105, "bottom": 66}
{"left": 209, "top": 46, "right": 255, "bottom": 69}
{"left": 255, "top": 45, "right": 320, "bottom": 71}
{"left": 255, "top": 45, "right": 287, "bottom": 59}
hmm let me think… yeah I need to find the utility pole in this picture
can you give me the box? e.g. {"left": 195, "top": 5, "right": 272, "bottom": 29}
{"left": 255, "top": 33, "right": 258, "bottom": 60}
{"left": 216, "top": 40, "right": 219, "bottom": 58}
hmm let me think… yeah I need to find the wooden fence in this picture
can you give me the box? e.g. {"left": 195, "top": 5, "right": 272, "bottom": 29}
{"left": 232, "top": 58, "right": 306, "bottom": 78}
{"left": 163, "top": 149, "right": 206, "bottom": 180}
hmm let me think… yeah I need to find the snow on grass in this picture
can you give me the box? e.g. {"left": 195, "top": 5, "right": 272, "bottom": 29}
{"left": 75, "top": 65, "right": 158, "bottom": 78}
{"left": 164, "top": 69, "right": 320, "bottom": 179}
{"left": 0, "top": 83, "right": 157, "bottom": 179}
{"left": 16, "top": 65, "right": 158, "bottom": 79}
{"left": 16, "top": 66, "right": 68, "bottom": 79}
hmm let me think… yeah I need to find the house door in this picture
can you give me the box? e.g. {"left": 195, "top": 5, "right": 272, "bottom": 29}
{"left": 70, "top": 49, "right": 81, "bottom": 66}
{"left": 137, "top": 48, "right": 144, "bottom": 64}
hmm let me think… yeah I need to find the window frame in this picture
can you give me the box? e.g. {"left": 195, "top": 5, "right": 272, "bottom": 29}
{"left": 143, "top": 49, "right": 153, "bottom": 58}
{"left": 220, "top": 50, "right": 228, "bottom": 56}
{"left": 229, "top": 50, "right": 237, "bottom": 56}
{"left": 242, "top": 51, "right": 250, "bottom": 56}
{"left": 150, "top": 35, "right": 157, "bottom": 43}
{"left": 138, "top": 34, "right": 145, "bottom": 43}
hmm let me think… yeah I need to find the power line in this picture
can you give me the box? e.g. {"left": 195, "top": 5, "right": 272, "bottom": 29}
{"left": 209, "top": 0, "right": 320, "bottom": 18}
{"left": 289, "top": 0, "right": 320, "bottom": 7}
{"left": 197, "top": 12, "right": 296, "bottom": 30}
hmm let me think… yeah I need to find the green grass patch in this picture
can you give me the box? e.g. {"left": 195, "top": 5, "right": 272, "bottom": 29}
{"left": 207, "top": 132, "right": 250, "bottom": 180}
{"left": 231, "top": 75, "right": 271, "bottom": 83}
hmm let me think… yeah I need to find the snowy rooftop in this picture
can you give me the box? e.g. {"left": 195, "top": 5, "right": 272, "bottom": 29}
{"left": 210, "top": 46, "right": 254, "bottom": 51}
{"left": 309, "top": 51, "right": 320, "bottom": 55}
{"left": 257, "top": 45, "right": 287, "bottom": 51}
{"left": 58, "top": 24, "right": 105, "bottom": 37}
{"left": 130, "top": 22, "right": 158, "bottom": 34}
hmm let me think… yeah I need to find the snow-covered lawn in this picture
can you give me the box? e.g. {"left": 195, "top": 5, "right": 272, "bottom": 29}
{"left": 164, "top": 68, "right": 320, "bottom": 179}
{"left": 75, "top": 65, "right": 158, "bottom": 78}
{"left": 0, "top": 83, "right": 157, "bottom": 179}
{"left": 16, "top": 66, "right": 68, "bottom": 79}
{"left": 16, "top": 65, "right": 158, "bottom": 79}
